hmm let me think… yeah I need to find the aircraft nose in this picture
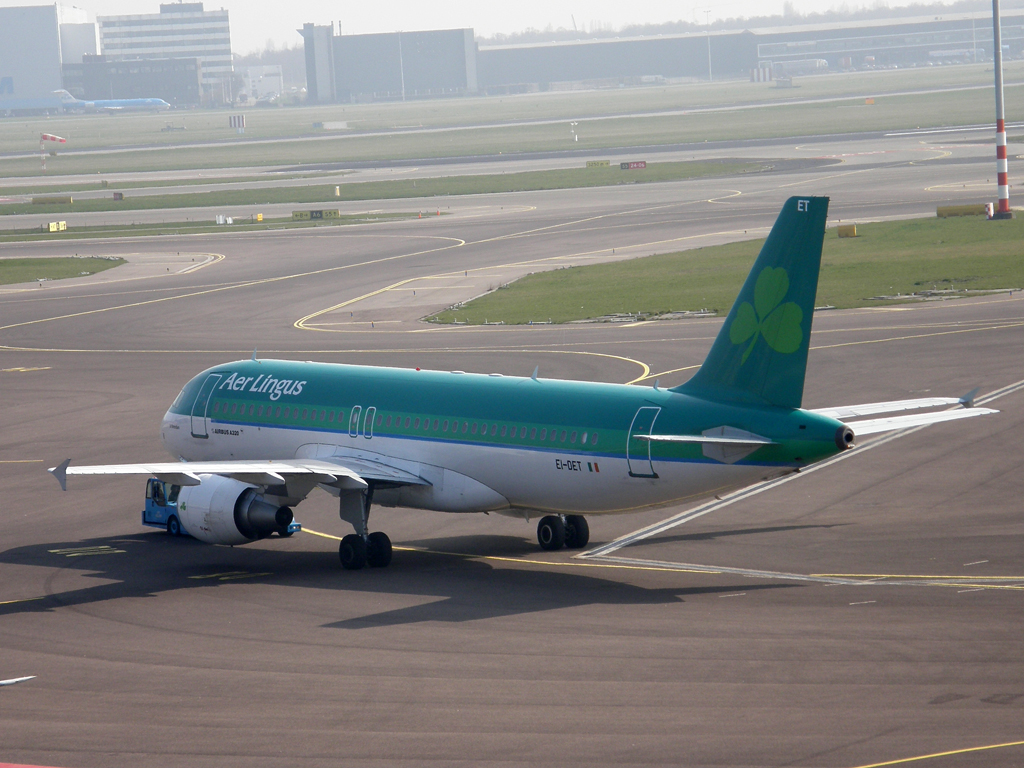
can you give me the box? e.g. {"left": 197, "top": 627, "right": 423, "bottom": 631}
{"left": 160, "top": 411, "right": 176, "bottom": 447}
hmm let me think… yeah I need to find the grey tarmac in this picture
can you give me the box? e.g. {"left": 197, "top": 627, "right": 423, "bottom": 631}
{"left": 0, "top": 146, "right": 1022, "bottom": 768}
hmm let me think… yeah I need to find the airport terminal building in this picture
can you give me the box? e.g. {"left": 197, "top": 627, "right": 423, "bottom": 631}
{"left": 62, "top": 55, "right": 203, "bottom": 107}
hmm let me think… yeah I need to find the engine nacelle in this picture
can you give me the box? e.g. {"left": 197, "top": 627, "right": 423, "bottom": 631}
{"left": 177, "top": 474, "right": 293, "bottom": 545}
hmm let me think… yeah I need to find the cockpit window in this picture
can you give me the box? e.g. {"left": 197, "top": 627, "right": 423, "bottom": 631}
{"left": 170, "top": 387, "right": 187, "bottom": 409}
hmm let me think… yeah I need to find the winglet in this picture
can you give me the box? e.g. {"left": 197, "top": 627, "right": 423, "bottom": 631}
{"left": 251, "top": 348, "right": 258, "bottom": 362}
{"left": 531, "top": 366, "right": 539, "bottom": 381}
{"left": 959, "top": 387, "right": 980, "bottom": 408}
{"left": 49, "top": 459, "right": 70, "bottom": 491}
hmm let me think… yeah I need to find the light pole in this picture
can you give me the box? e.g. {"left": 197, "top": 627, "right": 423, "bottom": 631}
{"left": 398, "top": 31, "right": 406, "bottom": 102}
{"left": 972, "top": 13, "right": 978, "bottom": 63}
{"left": 705, "top": 10, "right": 712, "bottom": 82}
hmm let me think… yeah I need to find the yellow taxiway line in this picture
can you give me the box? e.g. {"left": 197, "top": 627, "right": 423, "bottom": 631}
{"left": 299, "top": 527, "right": 713, "bottom": 575}
{"left": 0, "top": 596, "right": 44, "bottom": 606}
{"left": 815, "top": 573, "right": 1024, "bottom": 580}
{"left": 849, "top": 739, "right": 1024, "bottom": 768}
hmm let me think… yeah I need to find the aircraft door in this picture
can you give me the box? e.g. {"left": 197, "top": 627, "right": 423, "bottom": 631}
{"left": 189, "top": 374, "right": 221, "bottom": 438}
{"left": 627, "top": 406, "right": 661, "bottom": 478}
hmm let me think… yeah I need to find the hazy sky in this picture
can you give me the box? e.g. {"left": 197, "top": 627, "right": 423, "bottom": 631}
{"left": 3, "top": 0, "right": 955, "bottom": 54}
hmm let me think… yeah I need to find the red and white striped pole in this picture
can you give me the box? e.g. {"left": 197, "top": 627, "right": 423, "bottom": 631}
{"left": 993, "top": 0, "right": 1014, "bottom": 218}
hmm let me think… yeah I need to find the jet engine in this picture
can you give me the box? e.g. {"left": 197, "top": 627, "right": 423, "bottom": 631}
{"left": 176, "top": 474, "right": 293, "bottom": 545}
{"left": 835, "top": 425, "right": 856, "bottom": 450}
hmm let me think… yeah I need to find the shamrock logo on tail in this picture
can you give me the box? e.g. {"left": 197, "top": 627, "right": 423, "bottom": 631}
{"left": 729, "top": 267, "right": 804, "bottom": 364}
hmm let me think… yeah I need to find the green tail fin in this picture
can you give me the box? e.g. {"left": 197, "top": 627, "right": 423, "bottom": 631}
{"left": 675, "top": 196, "right": 829, "bottom": 409}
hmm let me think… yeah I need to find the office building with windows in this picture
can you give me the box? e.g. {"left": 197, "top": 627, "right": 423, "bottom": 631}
{"left": 98, "top": 2, "right": 233, "bottom": 103}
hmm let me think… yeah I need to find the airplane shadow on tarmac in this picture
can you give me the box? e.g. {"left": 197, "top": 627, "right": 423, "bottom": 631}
{"left": 0, "top": 530, "right": 799, "bottom": 628}
{"left": 619, "top": 523, "right": 849, "bottom": 549}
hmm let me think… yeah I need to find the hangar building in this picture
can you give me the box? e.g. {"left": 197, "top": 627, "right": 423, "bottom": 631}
{"left": 300, "top": 24, "right": 477, "bottom": 103}
{"left": 302, "top": 11, "right": 1024, "bottom": 102}
{"left": 0, "top": 5, "right": 67, "bottom": 114}
{"left": 478, "top": 11, "right": 1024, "bottom": 90}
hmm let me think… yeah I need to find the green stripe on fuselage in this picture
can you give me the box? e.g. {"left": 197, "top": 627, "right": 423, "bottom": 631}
{"left": 171, "top": 359, "right": 844, "bottom": 468}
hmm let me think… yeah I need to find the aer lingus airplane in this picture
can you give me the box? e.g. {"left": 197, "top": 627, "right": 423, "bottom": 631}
{"left": 50, "top": 197, "right": 997, "bottom": 569}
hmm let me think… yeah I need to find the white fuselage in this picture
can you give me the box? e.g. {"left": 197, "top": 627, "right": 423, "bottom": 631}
{"left": 161, "top": 411, "right": 783, "bottom": 517}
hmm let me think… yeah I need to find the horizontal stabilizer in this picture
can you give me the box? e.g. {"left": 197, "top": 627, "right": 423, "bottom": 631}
{"left": 0, "top": 676, "right": 35, "bottom": 687}
{"left": 635, "top": 426, "right": 774, "bottom": 465}
{"left": 811, "top": 396, "right": 966, "bottom": 420}
{"left": 845, "top": 407, "right": 998, "bottom": 436}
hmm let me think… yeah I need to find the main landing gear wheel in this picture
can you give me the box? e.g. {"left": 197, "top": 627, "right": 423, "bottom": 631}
{"left": 563, "top": 515, "right": 590, "bottom": 549}
{"left": 166, "top": 516, "right": 181, "bottom": 536}
{"left": 339, "top": 534, "right": 367, "bottom": 570}
{"left": 537, "top": 515, "right": 566, "bottom": 551}
{"left": 366, "top": 531, "right": 392, "bottom": 568}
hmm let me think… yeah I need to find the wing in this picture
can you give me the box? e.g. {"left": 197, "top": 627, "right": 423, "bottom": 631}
{"left": 49, "top": 457, "right": 428, "bottom": 492}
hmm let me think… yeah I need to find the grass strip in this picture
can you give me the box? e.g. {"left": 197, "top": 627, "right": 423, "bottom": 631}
{"left": 0, "top": 213, "right": 420, "bottom": 243}
{"left": 0, "top": 171, "right": 347, "bottom": 197}
{"left": 3, "top": 83, "right": 1023, "bottom": 178}
{"left": 0, "top": 256, "right": 125, "bottom": 285}
{"left": 0, "top": 160, "right": 766, "bottom": 215}
{"left": 1, "top": 63, "right": 1021, "bottom": 157}
{"left": 430, "top": 216, "right": 1024, "bottom": 324}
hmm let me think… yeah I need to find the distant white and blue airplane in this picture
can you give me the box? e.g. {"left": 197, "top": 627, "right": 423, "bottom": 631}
{"left": 54, "top": 89, "right": 170, "bottom": 113}
{"left": 50, "top": 197, "right": 997, "bottom": 570}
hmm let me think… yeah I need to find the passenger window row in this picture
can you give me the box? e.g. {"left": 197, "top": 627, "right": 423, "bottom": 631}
{"left": 211, "top": 400, "right": 599, "bottom": 446}
{"left": 212, "top": 400, "right": 342, "bottom": 423}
